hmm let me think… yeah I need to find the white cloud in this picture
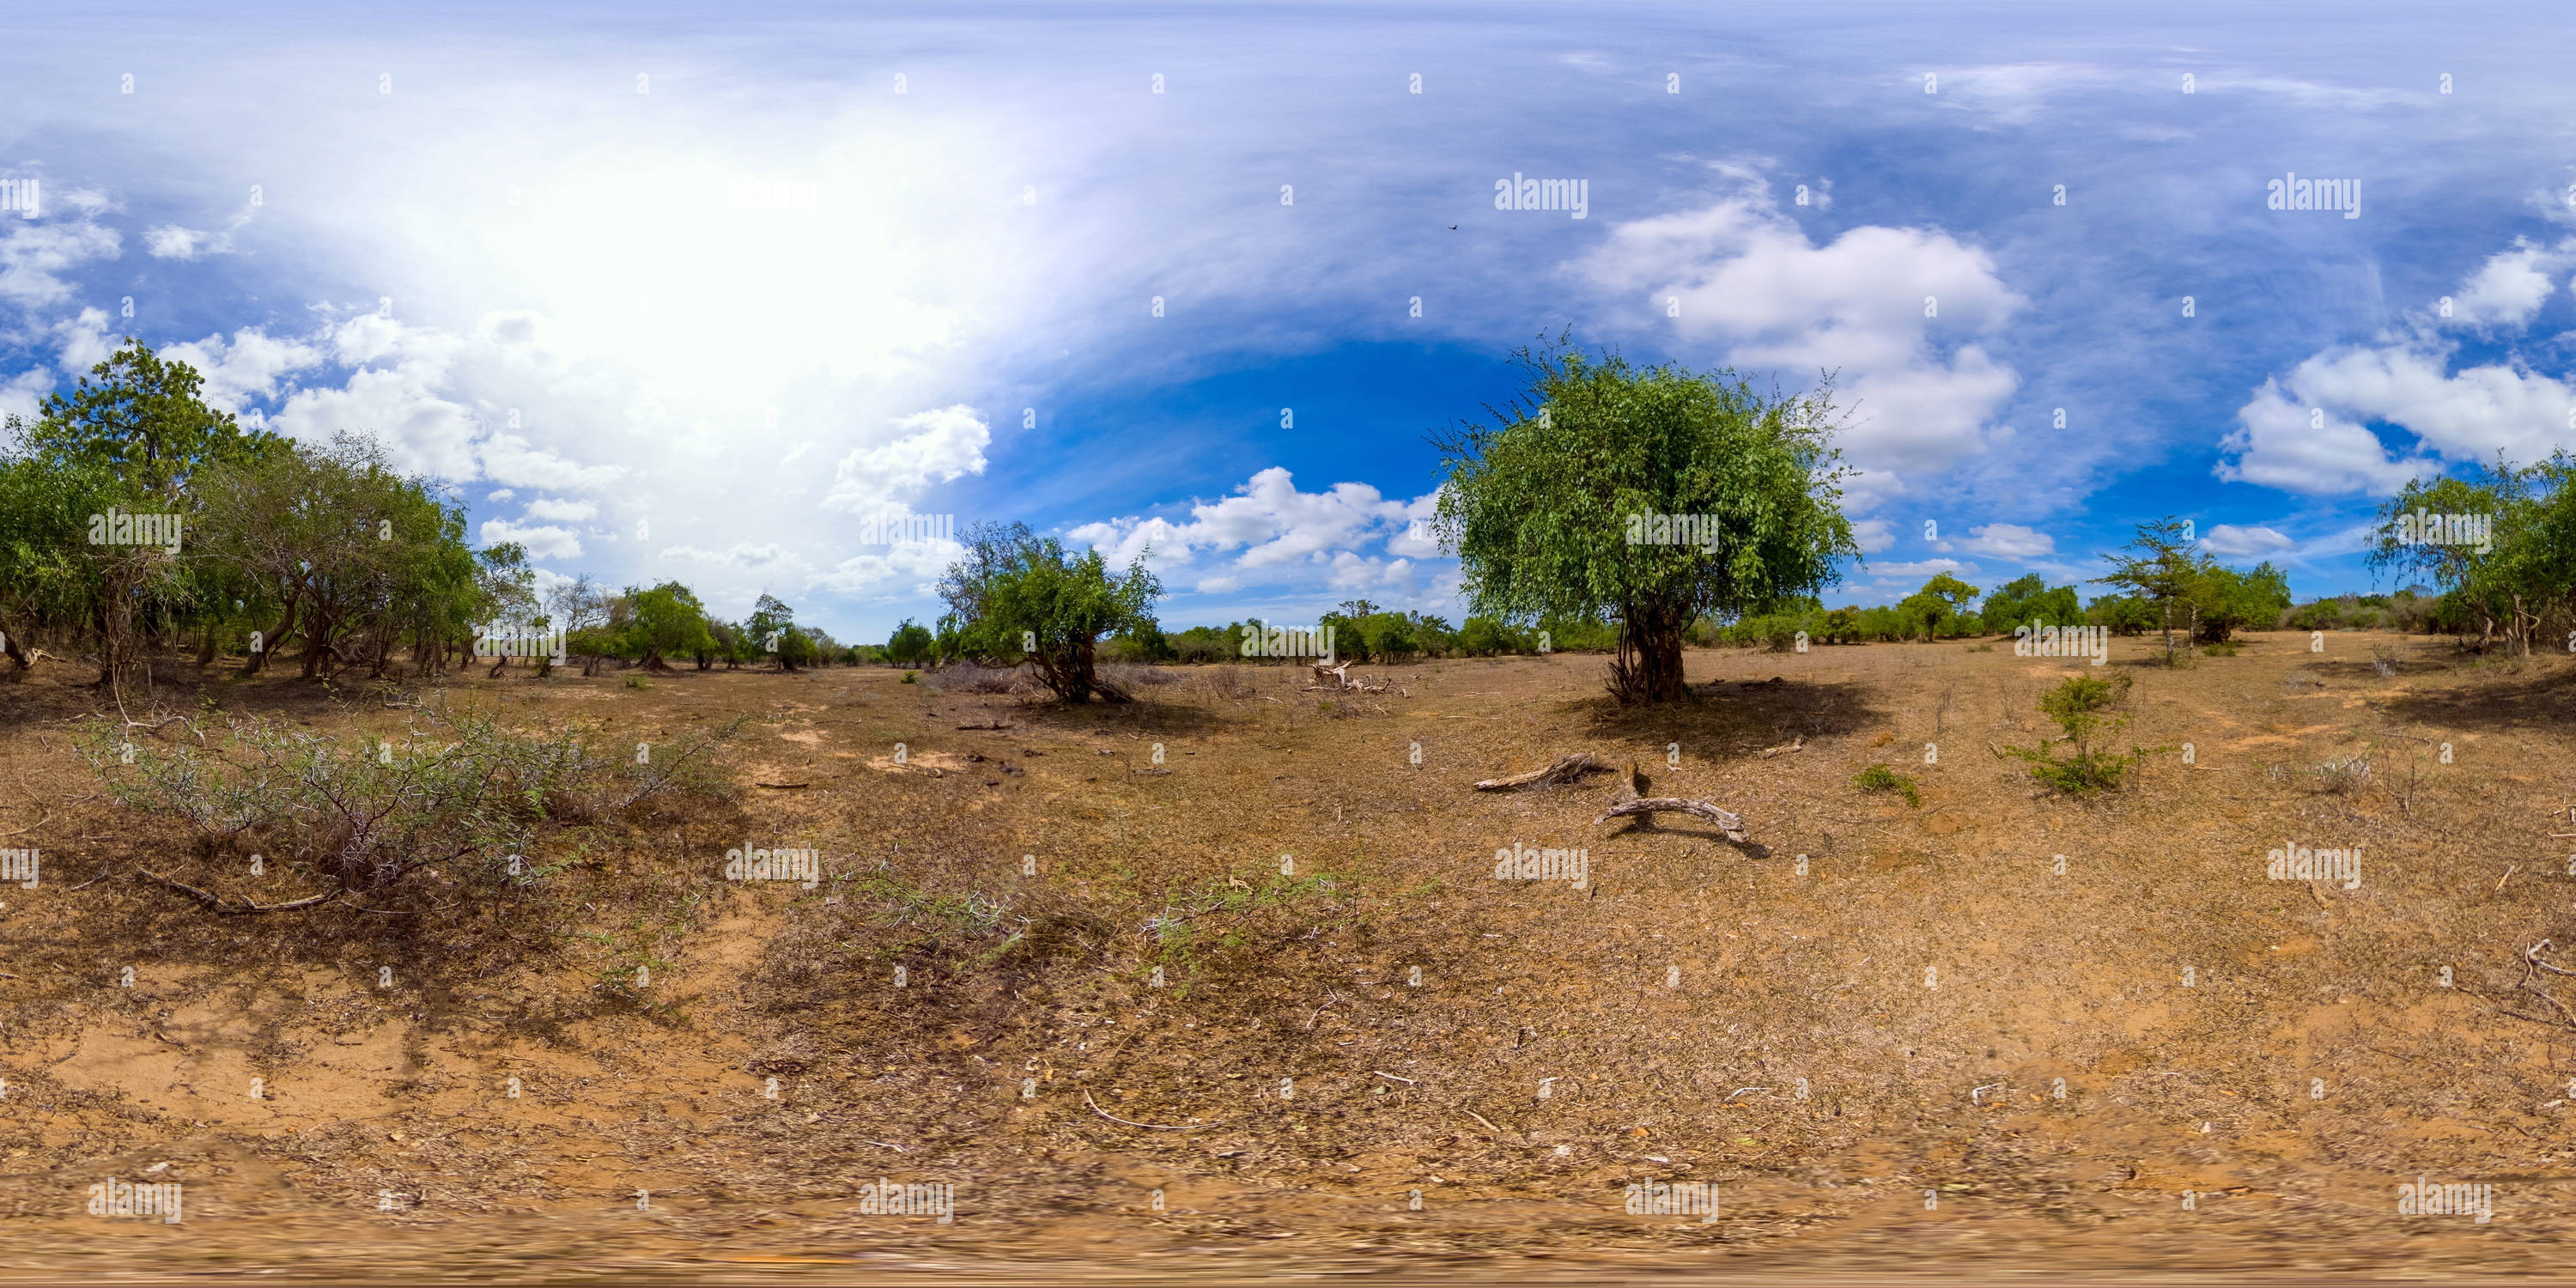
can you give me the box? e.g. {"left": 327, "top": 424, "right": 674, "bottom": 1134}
{"left": 143, "top": 225, "right": 204, "bottom": 259}
{"left": 523, "top": 495, "right": 597, "bottom": 522}
{"left": 2217, "top": 378, "right": 2435, "bottom": 495}
{"left": 159, "top": 326, "right": 324, "bottom": 412}
{"left": 1850, "top": 518, "right": 1896, "bottom": 554}
{"left": 1866, "top": 558, "right": 1971, "bottom": 580}
{"left": 1579, "top": 181, "right": 2024, "bottom": 507}
{"left": 1194, "top": 575, "right": 1241, "bottom": 595}
{"left": 1961, "top": 522, "right": 2055, "bottom": 559}
{"left": 479, "top": 518, "right": 581, "bottom": 559}
{"left": 0, "top": 217, "right": 118, "bottom": 306}
{"left": 2221, "top": 238, "right": 2576, "bottom": 495}
{"left": 820, "top": 405, "right": 992, "bottom": 516}
{"left": 2202, "top": 524, "right": 2295, "bottom": 557}
{"left": 2443, "top": 238, "right": 2570, "bottom": 327}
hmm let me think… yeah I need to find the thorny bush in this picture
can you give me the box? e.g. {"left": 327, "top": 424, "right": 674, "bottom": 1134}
{"left": 80, "top": 702, "right": 744, "bottom": 895}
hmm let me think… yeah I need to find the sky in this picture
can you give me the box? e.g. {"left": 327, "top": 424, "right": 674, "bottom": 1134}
{"left": 3, "top": 1, "right": 2572, "bottom": 643}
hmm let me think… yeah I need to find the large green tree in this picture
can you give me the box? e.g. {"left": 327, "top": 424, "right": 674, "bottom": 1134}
{"left": 939, "top": 522, "right": 1162, "bottom": 702}
{"left": 1432, "top": 346, "right": 1857, "bottom": 703}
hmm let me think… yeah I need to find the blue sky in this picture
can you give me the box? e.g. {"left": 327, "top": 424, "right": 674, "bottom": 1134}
{"left": 4, "top": 2, "right": 2573, "bottom": 641}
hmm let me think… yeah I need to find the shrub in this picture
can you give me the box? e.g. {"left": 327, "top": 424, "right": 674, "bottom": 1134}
{"left": 2002, "top": 673, "right": 2151, "bottom": 793}
{"left": 1853, "top": 762, "right": 1921, "bottom": 808}
{"left": 901, "top": 670, "right": 916, "bottom": 683}
{"left": 80, "top": 703, "right": 743, "bottom": 896}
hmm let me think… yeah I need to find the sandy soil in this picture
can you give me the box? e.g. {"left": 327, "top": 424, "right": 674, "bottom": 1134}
{"left": 3, "top": 632, "right": 2573, "bottom": 1282}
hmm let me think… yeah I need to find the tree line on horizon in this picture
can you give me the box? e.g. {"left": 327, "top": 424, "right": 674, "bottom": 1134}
{"left": 6, "top": 339, "right": 2567, "bottom": 704}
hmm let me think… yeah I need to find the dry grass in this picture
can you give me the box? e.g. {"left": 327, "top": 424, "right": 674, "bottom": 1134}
{"left": 2, "top": 633, "right": 2573, "bottom": 1277}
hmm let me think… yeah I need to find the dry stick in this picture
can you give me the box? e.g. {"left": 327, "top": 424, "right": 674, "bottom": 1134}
{"left": 1461, "top": 1109, "right": 1504, "bottom": 1135}
{"left": 1372, "top": 1071, "right": 1417, "bottom": 1084}
{"left": 138, "top": 869, "right": 337, "bottom": 914}
{"left": 0, "top": 807, "right": 49, "bottom": 839}
{"left": 1473, "top": 753, "right": 1607, "bottom": 792}
{"left": 67, "top": 866, "right": 112, "bottom": 891}
{"left": 1081, "top": 1088, "right": 1205, "bottom": 1130}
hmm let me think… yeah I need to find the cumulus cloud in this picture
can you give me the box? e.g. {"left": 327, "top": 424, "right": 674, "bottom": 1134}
{"left": 820, "top": 405, "right": 992, "bottom": 516}
{"left": 160, "top": 326, "right": 324, "bottom": 412}
{"left": 2441, "top": 238, "right": 2571, "bottom": 327}
{"left": 2221, "top": 238, "right": 2576, "bottom": 495}
{"left": 0, "top": 216, "right": 118, "bottom": 306}
{"left": 1960, "top": 522, "right": 2055, "bottom": 559}
{"left": 2202, "top": 524, "right": 2295, "bottom": 557}
{"left": 523, "top": 495, "right": 598, "bottom": 523}
{"left": 1069, "top": 467, "right": 1425, "bottom": 580}
{"left": 1578, "top": 179, "right": 2024, "bottom": 507}
{"left": 479, "top": 518, "right": 581, "bottom": 559}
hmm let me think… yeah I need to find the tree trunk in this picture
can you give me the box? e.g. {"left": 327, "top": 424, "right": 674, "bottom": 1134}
{"left": 242, "top": 591, "right": 299, "bottom": 677}
{"left": 1609, "top": 603, "right": 1688, "bottom": 704}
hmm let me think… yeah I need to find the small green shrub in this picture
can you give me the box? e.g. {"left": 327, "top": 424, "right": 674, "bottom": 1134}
{"left": 2202, "top": 641, "right": 2240, "bottom": 657}
{"left": 901, "top": 670, "right": 918, "bottom": 683}
{"left": 623, "top": 675, "right": 651, "bottom": 690}
{"left": 2003, "top": 673, "right": 2154, "bottom": 793}
{"left": 1853, "top": 762, "right": 1921, "bottom": 808}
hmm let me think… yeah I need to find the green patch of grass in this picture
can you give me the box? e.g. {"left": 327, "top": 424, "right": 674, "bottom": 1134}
{"left": 2202, "top": 641, "right": 2240, "bottom": 657}
{"left": 901, "top": 671, "right": 918, "bottom": 683}
{"left": 1853, "top": 762, "right": 1922, "bottom": 808}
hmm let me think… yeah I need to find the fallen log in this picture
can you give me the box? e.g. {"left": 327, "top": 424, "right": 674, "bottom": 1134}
{"left": 1473, "top": 752, "right": 1608, "bottom": 792}
{"left": 1595, "top": 759, "right": 1747, "bottom": 841}
{"left": 1595, "top": 796, "right": 1747, "bottom": 842}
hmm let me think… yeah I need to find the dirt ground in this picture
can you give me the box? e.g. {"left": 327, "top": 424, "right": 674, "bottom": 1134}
{"left": 3, "top": 631, "right": 2576, "bottom": 1283}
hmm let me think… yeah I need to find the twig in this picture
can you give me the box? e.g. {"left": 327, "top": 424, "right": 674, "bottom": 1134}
{"left": 754, "top": 781, "right": 812, "bottom": 790}
{"left": 1461, "top": 1109, "right": 1504, "bottom": 1135}
{"left": 1473, "top": 753, "right": 1607, "bottom": 792}
{"left": 67, "top": 866, "right": 113, "bottom": 891}
{"left": 1082, "top": 1087, "right": 1205, "bottom": 1130}
{"left": 0, "top": 807, "right": 48, "bottom": 839}
{"left": 138, "top": 869, "right": 337, "bottom": 914}
{"left": 2499, "top": 865, "right": 2518, "bottom": 892}
{"left": 1303, "top": 988, "right": 1343, "bottom": 1030}
{"left": 1372, "top": 1071, "right": 1417, "bottom": 1084}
